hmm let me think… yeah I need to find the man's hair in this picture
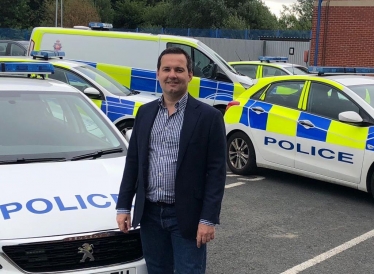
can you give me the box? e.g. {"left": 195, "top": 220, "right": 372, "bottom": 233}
{"left": 157, "top": 47, "right": 193, "bottom": 73}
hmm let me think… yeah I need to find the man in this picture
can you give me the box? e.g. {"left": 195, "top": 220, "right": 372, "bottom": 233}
{"left": 116, "top": 47, "right": 226, "bottom": 274}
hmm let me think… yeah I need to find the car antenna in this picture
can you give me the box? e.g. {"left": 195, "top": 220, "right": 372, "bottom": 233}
{"left": 235, "top": 51, "right": 242, "bottom": 61}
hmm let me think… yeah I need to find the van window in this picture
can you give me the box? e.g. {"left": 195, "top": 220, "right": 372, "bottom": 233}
{"left": 167, "top": 43, "right": 220, "bottom": 80}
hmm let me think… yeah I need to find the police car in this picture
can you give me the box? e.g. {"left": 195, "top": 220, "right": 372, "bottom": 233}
{"left": 229, "top": 56, "right": 309, "bottom": 79}
{"left": 0, "top": 50, "right": 157, "bottom": 135}
{"left": 0, "top": 62, "right": 147, "bottom": 274}
{"left": 224, "top": 66, "right": 374, "bottom": 197}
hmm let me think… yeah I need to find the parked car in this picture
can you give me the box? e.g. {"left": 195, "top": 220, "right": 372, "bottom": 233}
{"left": 0, "top": 40, "right": 28, "bottom": 56}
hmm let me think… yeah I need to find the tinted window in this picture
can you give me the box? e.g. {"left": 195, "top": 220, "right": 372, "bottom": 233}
{"left": 10, "top": 44, "right": 25, "bottom": 56}
{"left": 262, "top": 81, "right": 305, "bottom": 109}
{"left": 232, "top": 64, "right": 258, "bottom": 79}
{"left": 263, "top": 67, "right": 288, "bottom": 77}
{"left": 49, "top": 68, "right": 93, "bottom": 92}
{"left": 307, "top": 82, "right": 359, "bottom": 120}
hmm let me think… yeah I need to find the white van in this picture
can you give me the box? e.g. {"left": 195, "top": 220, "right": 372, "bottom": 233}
{"left": 28, "top": 24, "right": 253, "bottom": 113}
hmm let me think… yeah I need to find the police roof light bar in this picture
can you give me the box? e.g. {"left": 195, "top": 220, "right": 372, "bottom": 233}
{"left": 259, "top": 56, "right": 288, "bottom": 63}
{"left": 88, "top": 22, "right": 113, "bottom": 30}
{"left": 308, "top": 66, "right": 374, "bottom": 75}
{"left": 31, "top": 50, "right": 65, "bottom": 60}
{"left": 0, "top": 62, "right": 54, "bottom": 75}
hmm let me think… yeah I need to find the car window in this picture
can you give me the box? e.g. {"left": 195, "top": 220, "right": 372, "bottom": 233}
{"left": 49, "top": 68, "right": 93, "bottom": 92}
{"left": 0, "top": 42, "right": 7, "bottom": 56}
{"left": 167, "top": 43, "right": 225, "bottom": 81}
{"left": 307, "top": 82, "right": 360, "bottom": 120}
{"left": 263, "top": 67, "right": 288, "bottom": 77}
{"left": 262, "top": 81, "right": 305, "bottom": 109}
{"left": 232, "top": 64, "right": 258, "bottom": 79}
{"left": 283, "top": 66, "right": 309, "bottom": 75}
{"left": 10, "top": 43, "right": 25, "bottom": 56}
{"left": 0, "top": 91, "right": 125, "bottom": 160}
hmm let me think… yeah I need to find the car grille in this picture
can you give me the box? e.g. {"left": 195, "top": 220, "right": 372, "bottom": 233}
{"left": 2, "top": 231, "right": 143, "bottom": 273}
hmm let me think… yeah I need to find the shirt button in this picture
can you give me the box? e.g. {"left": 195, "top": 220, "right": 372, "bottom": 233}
{"left": 160, "top": 157, "right": 163, "bottom": 161}
{"left": 159, "top": 172, "right": 162, "bottom": 176}
{"left": 159, "top": 187, "right": 162, "bottom": 191}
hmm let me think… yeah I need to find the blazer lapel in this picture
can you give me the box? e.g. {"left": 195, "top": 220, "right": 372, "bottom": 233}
{"left": 177, "top": 95, "right": 201, "bottom": 172}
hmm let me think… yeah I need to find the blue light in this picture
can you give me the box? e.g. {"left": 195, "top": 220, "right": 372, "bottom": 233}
{"left": 31, "top": 50, "right": 65, "bottom": 60}
{"left": 308, "top": 66, "right": 374, "bottom": 74}
{"left": 88, "top": 22, "right": 113, "bottom": 29}
{"left": 259, "top": 56, "right": 288, "bottom": 62}
{"left": 0, "top": 62, "right": 54, "bottom": 74}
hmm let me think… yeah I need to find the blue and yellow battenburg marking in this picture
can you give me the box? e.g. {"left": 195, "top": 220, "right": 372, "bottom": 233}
{"left": 81, "top": 61, "right": 243, "bottom": 102}
{"left": 225, "top": 99, "right": 374, "bottom": 152}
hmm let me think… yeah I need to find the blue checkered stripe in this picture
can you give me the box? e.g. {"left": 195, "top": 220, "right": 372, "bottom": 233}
{"left": 104, "top": 96, "right": 136, "bottom": 122}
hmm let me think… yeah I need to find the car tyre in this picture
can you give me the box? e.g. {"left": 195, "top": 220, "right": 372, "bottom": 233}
{"left": 227, "top": 131, "right": 256, "bottom": 175}
{"left": 116, "top": 120, "right": 134, "bottom": 138}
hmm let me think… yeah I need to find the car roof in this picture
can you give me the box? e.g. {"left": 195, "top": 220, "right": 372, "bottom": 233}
{"left": 229, "top": 61, "right": 305, "bottom": 68}
{"left": 0, "top": 56, "right": 85, "bottom": 68}
{"left": 0, "top": 76, "right": 80, "bottom": 92}
{"left": 322, "top": 75, "right": 374, "bottom": 86}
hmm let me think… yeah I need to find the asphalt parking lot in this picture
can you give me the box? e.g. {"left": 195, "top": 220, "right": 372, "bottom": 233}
{"left": 206, "top": 168, "right": 374, "bottom": 274}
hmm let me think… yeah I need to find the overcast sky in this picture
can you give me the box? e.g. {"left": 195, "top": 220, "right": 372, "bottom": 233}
{"left": 263, "top": 0, "right": 297, "bottom": 17}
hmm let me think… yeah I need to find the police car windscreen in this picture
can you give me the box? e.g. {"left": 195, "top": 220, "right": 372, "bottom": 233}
{"left": 0, "top": 91, "right": 126, "bottom": 160}
{"left": 348, "top": 84, "right": 374, "bottom": 107}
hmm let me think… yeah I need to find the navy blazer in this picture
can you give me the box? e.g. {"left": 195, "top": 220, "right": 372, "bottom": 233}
{"left": 116, "top": 95, "right": 226, "bottom": 239}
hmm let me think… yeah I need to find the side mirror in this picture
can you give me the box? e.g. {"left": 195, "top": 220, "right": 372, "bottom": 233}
{"left": 212, "top": 63, "right": 218, "bottom": 79}
{"left": 83, "top": 87, "right": 101, "bottom": 99}
{"left": 125, "top": 129, "right": 132, "bottom": 142}
{"left": 338, "top": 111, "right": 363, "bottom": 123}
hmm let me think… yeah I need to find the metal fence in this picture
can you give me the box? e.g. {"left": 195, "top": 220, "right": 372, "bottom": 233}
{"left": 0, "top": 27, "right": 312, "bottom": 41}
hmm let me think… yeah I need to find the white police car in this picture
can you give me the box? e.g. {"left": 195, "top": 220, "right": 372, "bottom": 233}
{"left": 224, "top": 66, "right": 374, "bottom": 198}
{"left": 0, "top": 62, "right": 147, "bottom": 274}
{"left": 0, "top": 50, "right": 158, "bottom": 135}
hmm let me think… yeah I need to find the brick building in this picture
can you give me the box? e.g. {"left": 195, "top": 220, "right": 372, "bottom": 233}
{"left": 310, "top": 0, "right": 374, "bottom": 67}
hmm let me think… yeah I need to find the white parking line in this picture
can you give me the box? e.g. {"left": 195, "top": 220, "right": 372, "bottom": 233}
{"left": 226, "top": 174, "right": 240, "bottom": 177}
{"left": 280, "top": 229, "right": 374, "bottom": 274}
{"left": 225, "top": 182, "right": 245, "bottom": 188}
{"left": 238, "top": 176, "right": 265, "bottom": 181}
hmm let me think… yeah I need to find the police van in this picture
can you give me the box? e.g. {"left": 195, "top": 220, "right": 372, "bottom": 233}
{"left": 27, "top": 23, "right": 253, "bottom": 113}
{"left": 0, "top": 62, "right": 147, "bottom": 273}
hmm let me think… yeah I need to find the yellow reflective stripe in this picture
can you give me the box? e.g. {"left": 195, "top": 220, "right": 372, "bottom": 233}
{"left": 96, "top": 63, "right": 132, "bottom": 88}
{"left": 32, "top": 28, "right": 159, "bottom": 41}
{"left": 133, "top": 101, "right": 143, "bottom": 116}
{"left": 266, "top": 106, "right": 299, "bottom": 136}
{"left": 326, "top": 121, "right": 368, "bottom": 149}
{"left": 365, "top": 89, "right": 370, "bottom": 104}
{"left": 91, "top": 99, "right": 102, "bottom": 109}
{"left": 224, "top": 105, "right": 243, "bottom": 124}
{"left": 233, "top": 83, "right": 246, "bottom": 100}
{"left": 188, "top": 77, "right": 200, "bottom": 98}
{"left": 53, "top": 63, "right": 70, "bottom": 69}
{"left": 300, "top": 81, "right": 310, "bottom": 110}
{"left": 257, "top": 66, "right": 262, "bottom": 79}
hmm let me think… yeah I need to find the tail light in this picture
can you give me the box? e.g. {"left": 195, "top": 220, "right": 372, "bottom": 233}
{"left": 226, "top": 101, "right": 240, "bottom": 112}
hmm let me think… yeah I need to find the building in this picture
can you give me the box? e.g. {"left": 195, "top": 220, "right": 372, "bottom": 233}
{"left": 310, "top": 0, "right": 374, "bottom": 67}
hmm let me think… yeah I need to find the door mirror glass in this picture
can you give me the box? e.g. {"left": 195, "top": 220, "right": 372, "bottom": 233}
{"left": 338, "top": 111, "right": 363, "bottom": 123}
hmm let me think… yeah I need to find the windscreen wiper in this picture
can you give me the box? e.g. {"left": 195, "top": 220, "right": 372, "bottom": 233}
{"left": 0, "top": 157, "right": 67, "bottom": 165}
{"left": 71, "top": 148, "right": 124, "bottom": 161}
{"left": 128, "top": 89, "right": 140, "bottom": 95}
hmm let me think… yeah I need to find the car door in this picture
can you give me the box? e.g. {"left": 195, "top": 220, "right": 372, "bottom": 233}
{"left": 249, "top": 80, "right": 306, "bottom": 167}
{"left": 295, "top": 81, "right": 366, "bottom": 183}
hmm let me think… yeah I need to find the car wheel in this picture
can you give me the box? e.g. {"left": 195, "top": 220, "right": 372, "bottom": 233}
{"left": 116, "top": 120, "right": 134, "bottom": 138}
{"left": 227, "top": 131, "right": 256, "bottom": 175}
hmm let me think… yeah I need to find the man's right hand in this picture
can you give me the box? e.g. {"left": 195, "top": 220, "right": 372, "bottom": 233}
{"left": 116, "top": 213, "right": 131, "bottom": 233}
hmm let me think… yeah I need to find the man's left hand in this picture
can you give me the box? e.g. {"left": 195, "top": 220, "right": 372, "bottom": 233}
{"left": 196, "top": 223, "right": 215, "bottom": 248}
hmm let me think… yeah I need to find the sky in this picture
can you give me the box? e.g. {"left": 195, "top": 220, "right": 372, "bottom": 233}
{"left": 263, "top": 0, "right": 298, "bottom": 17}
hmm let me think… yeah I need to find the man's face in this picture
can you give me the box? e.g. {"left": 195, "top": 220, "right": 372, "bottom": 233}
{"left": 157, "top": 53, "right": 193, "bottom": 99}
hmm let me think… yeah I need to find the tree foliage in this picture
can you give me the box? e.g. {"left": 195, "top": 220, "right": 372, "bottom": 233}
{"left": 0, "top": 0, "right": 314, "bottom": 31}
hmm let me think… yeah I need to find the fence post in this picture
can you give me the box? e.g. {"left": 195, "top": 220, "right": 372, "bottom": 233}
{"left": 245, "top": 29, "right": 248, "bottom": 40}
{"left": 187, "top": 28, "right": 190, "bottom": 36}
{"left": 136, "top": 27, "right": 139, "bottom": 32}
{"left": 216, "top": 29, "right": 219, "bottom": 38}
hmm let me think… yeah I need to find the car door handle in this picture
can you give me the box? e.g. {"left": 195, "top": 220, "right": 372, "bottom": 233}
{"left": 298, "top": 120, "right": 315, "bottom": 128}
{"left": 251, "top": 107, "right": 265, "bottom": 114}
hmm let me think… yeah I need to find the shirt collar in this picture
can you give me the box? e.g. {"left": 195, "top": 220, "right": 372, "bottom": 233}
{"left": 158, "top": 93, "right": 188, "bottom": 111}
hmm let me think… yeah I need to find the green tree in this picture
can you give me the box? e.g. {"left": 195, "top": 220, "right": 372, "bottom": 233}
{"left": 236, "top": 0, "right": 278, "bottom": 30}
{"left": 0, "top": 0, "right": 31, "bottom": 29}
{"left": 29, "top": 0, "right": 48, "bottom": 27}
{"left": 92, "top": 0, "right": 115, "bottom": 23}
{"left": 113, "top": 0, "right": 147, "bottom": 28}
{"left": 141, "top": 1, "right": 171, "bottom": 28}
{"left": 167, "top": 0, "right": 229, "bottom": 29}
{"left": 222, "top": 13, "right": 248, "bottom": 30}
{"left": 278, "top": 0, "right": 313, "bottom": 30}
